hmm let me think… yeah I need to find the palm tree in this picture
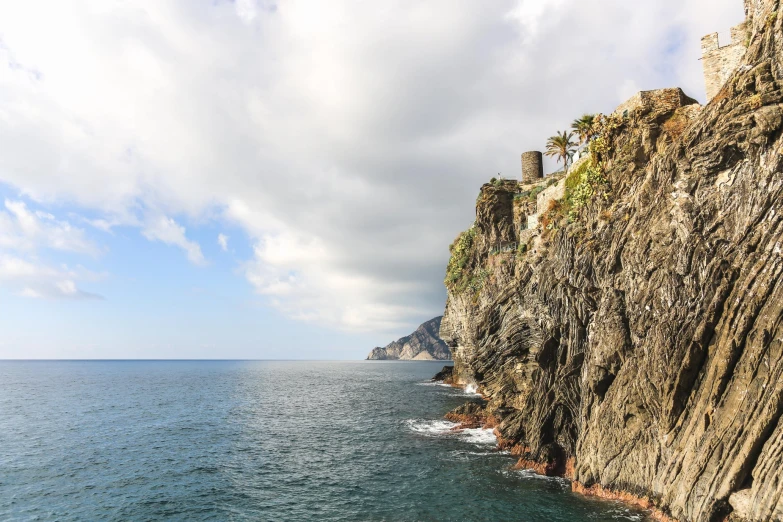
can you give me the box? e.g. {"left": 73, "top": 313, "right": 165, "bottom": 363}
{"left": 571, "top": 114, "right": 596, "bottom": 145}
{"left": 545, "top": 131, "right": 577, "bottom": 174}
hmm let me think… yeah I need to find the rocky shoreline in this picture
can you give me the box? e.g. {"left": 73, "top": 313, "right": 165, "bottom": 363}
{"left": 432, "top": 367, "right": 678, "bottom": 521}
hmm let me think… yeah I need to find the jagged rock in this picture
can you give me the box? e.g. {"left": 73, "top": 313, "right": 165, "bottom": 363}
{"left": 439, "top": 1, "right": 783, "bottom": 520}
{"left": 366, "top": 316, "right": 451, "bottom": 360}
{"left": 445, "top": 401, "right": 496, "bottom": 429}
{"left": 432, "top": 365, "right": 454, "bottom": 383}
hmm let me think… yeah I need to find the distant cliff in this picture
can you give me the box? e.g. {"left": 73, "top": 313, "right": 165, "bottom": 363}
{"left": 367, "top": 317, "right": 451, "bottom": 360}
{"left": 440, "top": 1, "right": 783, "bottom": 520}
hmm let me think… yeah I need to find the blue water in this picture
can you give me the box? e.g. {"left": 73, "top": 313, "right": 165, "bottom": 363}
{"left": 0, "top": 361, "right": 646, "bottom": 521}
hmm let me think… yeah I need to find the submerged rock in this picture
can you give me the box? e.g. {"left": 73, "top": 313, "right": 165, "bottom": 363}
{"left": 439, "top": 1, "right": 783, "bottom": 520}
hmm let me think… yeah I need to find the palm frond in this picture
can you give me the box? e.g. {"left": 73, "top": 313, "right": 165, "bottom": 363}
{"left": 544, "top": 130, "right": 578, "bottom": 172}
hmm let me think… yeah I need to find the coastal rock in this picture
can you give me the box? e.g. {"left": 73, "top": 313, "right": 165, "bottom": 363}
{"left": 445, "top": 401, "right": 497, "bottom": 429}
{"left": 366, "top": 316, "right": 451, "bottom": 360}
{"left": 440, "top": 1, "right": 783, "bottom": 520}
{"left": 432, "top": 365, "right": 454, "bottom": 383}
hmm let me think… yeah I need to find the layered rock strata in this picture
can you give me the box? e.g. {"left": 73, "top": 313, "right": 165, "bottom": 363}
{"left": 440, "top": 2, "right": 783, "bottom": 520}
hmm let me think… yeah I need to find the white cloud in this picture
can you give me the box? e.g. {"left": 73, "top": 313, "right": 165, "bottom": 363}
{"left": 142, "top": 215, "right": 205, "bottom": 265}
{"left": 506, "top": 0, "right": 570, "bottom": 43}
{"left": 217, "top": 233, "right": 229, "bottom": 252}
{"left": 86, "top": 219, "right": 115, "bottom": 233}
{"left": 0, "top": 199, "right": 105, "bottom": 299}
{"left": 19, "top": 287, "right": 42, "bottom": 298}
{"left": 235, "top": 0, "right": 258, "bottom": 24}
{"left": 0, "top": 199, "right": 99, "bottom": 255}
{"left": 242, "top": 228, "right": 427, "bottom": 332}
{"left": 82, "top": 213, "right": 140, "bottom": 233}
{"left": 0, "top": 0, "right": 746, "bottom": 334}
{"left": 0, "top": 255, "right": 104, "bottom": 299}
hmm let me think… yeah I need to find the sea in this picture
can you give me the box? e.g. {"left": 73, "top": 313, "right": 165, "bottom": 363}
{"left": 0, "top": 360, "right": 646, "bottom": 521}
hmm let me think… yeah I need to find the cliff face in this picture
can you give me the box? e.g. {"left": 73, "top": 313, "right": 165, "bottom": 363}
{"left": 440, "top": 1, "right": 783, "bottom": 520}
{"left": 366, "top": 316, "right": 451, "bottom": 360}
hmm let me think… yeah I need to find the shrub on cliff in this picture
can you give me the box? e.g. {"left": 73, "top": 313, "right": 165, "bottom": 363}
{"left": 528, "top": 185, "right": 546, "bottom": 201}
{"left": 445, "top": 226, "right": 477, "bottom": 289}
{"left": 541, "top": 147, "right": 608, "bottom": 233}
{"left": 444, "top": 226, "right": 494, "bottom": 294}
{"left": 565, "top": 158, "right": 607, "bottom": 212}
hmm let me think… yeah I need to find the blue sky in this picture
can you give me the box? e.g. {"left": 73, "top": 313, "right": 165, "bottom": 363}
{"left": 0, "top": 183, "right": 378, "bottom": 358}
{"left": 0, "top": 0, "right": 745, "bottom": 359}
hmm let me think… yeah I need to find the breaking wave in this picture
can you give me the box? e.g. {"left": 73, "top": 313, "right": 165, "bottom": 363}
{"left": 404, "top": 419, "right": 497, "bottom": 446}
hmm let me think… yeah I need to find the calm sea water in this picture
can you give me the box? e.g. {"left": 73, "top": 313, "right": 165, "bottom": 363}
{"left": 0, "top": 361, "right": 645, "bottom": 521}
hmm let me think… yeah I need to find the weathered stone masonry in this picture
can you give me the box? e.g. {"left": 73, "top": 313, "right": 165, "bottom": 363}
{"left": 702, "top": 22, "right": 748, "bottom": 100}
{"left": 612, "top": 88, "right": 698, "bottom": 118}
{"left": 520, "top": 151, "right": 543, "bottom": 183}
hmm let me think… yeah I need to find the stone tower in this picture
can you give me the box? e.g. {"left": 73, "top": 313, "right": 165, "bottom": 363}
{"left": 701, "top": 22, "right": 747, "bottom": 101}
{"left": 521, "top": 151, "right": 543, "bottom": 183}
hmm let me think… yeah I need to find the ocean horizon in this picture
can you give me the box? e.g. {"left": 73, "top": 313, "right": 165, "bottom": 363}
{"left": 1, "top": 360, "right": 644, "bottom": 521}
{"left": 0, "top": 359, "right": 456, "bottom": 361}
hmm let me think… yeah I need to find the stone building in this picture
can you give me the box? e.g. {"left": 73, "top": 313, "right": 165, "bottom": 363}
{"left": 612, "top": 88, "right": 699, "bottom": 119}
{"left": 521, "top": 151, "right": 543, "bottom": 183}
{"left": 701, "top": 22, "right": 748, "bottom": 101}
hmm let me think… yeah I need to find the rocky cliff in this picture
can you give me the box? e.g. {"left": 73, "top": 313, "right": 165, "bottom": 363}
{"left": 440, "top": 1, "right": 783, "bottom": 520}
{"left": 366, "top": 316, "right": 451, "bottom": 360}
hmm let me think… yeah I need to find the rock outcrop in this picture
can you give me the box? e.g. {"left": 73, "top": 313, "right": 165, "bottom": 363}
{"left": 445, "top": 401, "right": 497, "bottom": 429}
{"left": 432, "top": 365, "right": 455, "bottom": 383}
{"left": 366, "top": 316, "right": 451, "bottom": 360}
{"left": 440, "top": 1, "right": 783, "bottom": 520}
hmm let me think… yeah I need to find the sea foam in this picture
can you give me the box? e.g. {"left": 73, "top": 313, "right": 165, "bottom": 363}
{"left": 405, "top": 418, "right": 460, "bottom": 435}
{"left": 405, "top": 419, "right": 497, "bottom": 446}
{"left": 415, "top": 381, "right": 454, "bottom": 388}
{"left": 459, "top": 427, "right": 497, "bottom": 445}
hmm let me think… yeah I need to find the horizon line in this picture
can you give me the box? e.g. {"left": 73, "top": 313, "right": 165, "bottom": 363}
{"left": 0, "top": 358, "right": 453, "bottom": 362}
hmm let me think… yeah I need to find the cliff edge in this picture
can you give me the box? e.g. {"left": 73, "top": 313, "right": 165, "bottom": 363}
{"left": 440, "top": 1, "right": 783, "bottom": 520}
{"left": 366, "top": 316, "right": 451, "bottom": 360}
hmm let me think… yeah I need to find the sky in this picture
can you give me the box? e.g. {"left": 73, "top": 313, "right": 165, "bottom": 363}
{"left": 0, "top": 0, "right": 745, "bottom": 359}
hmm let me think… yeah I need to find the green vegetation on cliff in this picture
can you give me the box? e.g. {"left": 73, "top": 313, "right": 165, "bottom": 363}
{"left": 444, "top": 226, "right": 477, "bottom": 291}
{"left": 564, "top": 155, "right": 607, "bottom": 213}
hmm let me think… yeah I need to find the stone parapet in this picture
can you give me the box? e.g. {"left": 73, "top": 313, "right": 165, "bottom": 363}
{"left": 702, "top": 22, "right": 747, "bottom": 101}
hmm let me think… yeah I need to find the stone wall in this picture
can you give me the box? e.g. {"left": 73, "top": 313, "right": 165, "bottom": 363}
{"left": 535, "top": 177, "right": 566, "bottom": 217}
{"left": 701, "top": 22, "right": 747, "bottom": 101}
{"left": 612, "top": 92, "right": 644, "bottom": 118}
{"left": 612, "top": 88, "right": 699, "bottom": 118}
